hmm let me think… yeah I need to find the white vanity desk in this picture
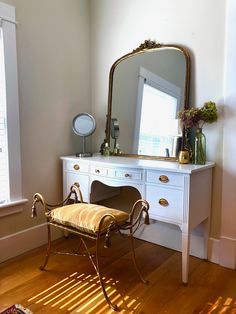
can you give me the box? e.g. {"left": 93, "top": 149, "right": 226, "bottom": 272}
{"left": 61, "top": 154, "right": 215, "bottom": 284}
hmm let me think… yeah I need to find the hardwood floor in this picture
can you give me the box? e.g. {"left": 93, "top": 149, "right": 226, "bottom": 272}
{"left": 0, "top": 235, "right": 236, "bottom": 314}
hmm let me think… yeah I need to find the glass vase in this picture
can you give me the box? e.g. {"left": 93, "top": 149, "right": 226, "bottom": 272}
{"left": 193, "top": 128, "right": 206, "bottom": 165}
{"left": 184, "top": 131, "right": 193, "bottom": 162}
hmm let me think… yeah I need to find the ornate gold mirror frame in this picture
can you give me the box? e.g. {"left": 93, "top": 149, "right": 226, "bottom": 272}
{"left": 103, "top": 40, "right": 191, "bottom": 160}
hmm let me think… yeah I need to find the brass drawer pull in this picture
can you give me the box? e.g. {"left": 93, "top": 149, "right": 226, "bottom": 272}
{"left": 158, "top": 198, "right": 169, "bottom": 207}
{"left": 95, "top": 169, "right": 100, "bottom": 174}
{"left": 124, "top": 173, "right": 131, "bottom": 178}
{"left": 73, "top": 164, "right": 80, "bottom": 170}
{"left": 159, "top": 175, "right": 169, "bottom": 183}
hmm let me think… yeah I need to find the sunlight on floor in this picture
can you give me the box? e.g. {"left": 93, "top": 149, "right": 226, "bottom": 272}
{"left": 199, "top": 296, "right": 236, "bottom": 314}
{"left": 27, "top": 271, "right": 142, "bottom": 313}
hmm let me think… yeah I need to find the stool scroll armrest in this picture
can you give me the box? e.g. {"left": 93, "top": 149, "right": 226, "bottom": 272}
{"left": 123, "top": 199, "right": 150, "bottom": 233}
{"left": 97, "top": 214, "right": 119, "bottom": 248}
{"left": 31, "top": 184, "right": 84, "bottom": 218}
{"left": 31, "top": 193, "right": 47, "bottom": 217}
{"left": 144, "top": 208, "right": 150, "bottom": 225}
{"left": 70, "top": 183, "right": 84, "bottom": 203}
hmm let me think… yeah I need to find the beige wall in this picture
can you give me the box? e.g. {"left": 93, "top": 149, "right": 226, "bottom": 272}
{"left": 1, "top": 0, "right": 234, "bottom": 265}
{"left": 0, "top": 0, "right": 91, "bottom": 236}
{"left": 90, "top": 0, "right": 225, "bottom": 238}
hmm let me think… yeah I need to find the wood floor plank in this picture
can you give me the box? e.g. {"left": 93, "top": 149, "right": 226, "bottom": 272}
{"left": 1, "top": 234, "right": 236, "bottom": 313}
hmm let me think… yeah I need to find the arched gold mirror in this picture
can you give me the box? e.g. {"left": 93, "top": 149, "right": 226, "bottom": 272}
{"left": 103, "top": 40, "right": 191, "bottom": 160}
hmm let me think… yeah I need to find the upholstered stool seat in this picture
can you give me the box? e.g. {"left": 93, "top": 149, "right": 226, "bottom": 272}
{"left": 47, "top": 203, "right": 129, "bottom": 234}
{"left": 32, "top": 184, "right": 149, "bottom": 311}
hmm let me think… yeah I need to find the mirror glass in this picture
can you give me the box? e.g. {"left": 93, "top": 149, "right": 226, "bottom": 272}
{"left": 73, "top": 113, "right": 96, "bottom": 137}
{"left": 106, "top": 41, "right": 190, "bottom": 160}
{"left": 72, "top": 113, "right": 96, "bottom": 157}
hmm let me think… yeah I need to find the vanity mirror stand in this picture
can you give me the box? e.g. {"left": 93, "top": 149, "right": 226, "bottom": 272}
{"left": 72, "top": 113, "right": 96, "bottom": 157}
{"left": 62, "top": 41, "right": 215, "bottom": 284}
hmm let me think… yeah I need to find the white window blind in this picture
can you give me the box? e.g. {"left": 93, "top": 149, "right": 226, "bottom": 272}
{"left": 0, "top": 26, "right": 9, "bottom": 204}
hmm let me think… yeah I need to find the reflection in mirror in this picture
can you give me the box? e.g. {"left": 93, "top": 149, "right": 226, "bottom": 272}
{"left": 106, "top": 40, "right": 190, "bottom": 160}
{"left": 134, "top": 67, "right": 181, "bottom": 157}
{"left": 111, "top": 118, "right": 120, "bottom": 153}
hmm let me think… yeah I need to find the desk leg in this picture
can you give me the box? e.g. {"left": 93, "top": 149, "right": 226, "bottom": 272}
{"left": 182, "top": 231, "right": 190, "bottom": 285}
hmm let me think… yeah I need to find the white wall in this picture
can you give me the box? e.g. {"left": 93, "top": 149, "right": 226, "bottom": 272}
{"left": 0, "top": 0, "right": 91, "bottom": 236}
{"left": 220, "top": 0, "right": 236, "bottom": 268}
{"left": 90, "top": 0, "right": 225, "bottom": 240}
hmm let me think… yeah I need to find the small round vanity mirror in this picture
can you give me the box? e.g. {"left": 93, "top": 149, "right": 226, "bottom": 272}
{"left": 72, "top": 113, "right": 96, "bottom": 157}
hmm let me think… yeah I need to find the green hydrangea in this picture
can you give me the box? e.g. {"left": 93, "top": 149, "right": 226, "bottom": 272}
{"left": 200, "top": 101, "right": 218, "bottom": 124}
{"left": 178, "top": 101, "right": 218, "bottom": 129}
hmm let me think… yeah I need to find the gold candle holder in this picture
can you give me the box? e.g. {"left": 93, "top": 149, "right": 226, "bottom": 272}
{"left": 178, "top": 150, "right": 190, "bottom": 164}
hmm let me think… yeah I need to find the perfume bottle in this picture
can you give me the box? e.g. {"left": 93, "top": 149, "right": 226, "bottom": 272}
{"left": 113, "top": 142, "right": 120, "bottom": 155}
{"left": 103, "top": 142, "right": 110, "bottom": 157}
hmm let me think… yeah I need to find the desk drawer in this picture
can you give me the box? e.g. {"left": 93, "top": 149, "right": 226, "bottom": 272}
{"left": 66, "top": 161, "right": 89, "bottom": 173}
{"left": 146, "top": 170, "right": 184, "bottom": 187}
{"left": 146, "top": 185, "right": 183, "bottom": 221}
{"left": 114, "top": 169, "right": 142, "bottom": 181}
{"left": 90, "top": 165, "right": 108, "bottom": 176}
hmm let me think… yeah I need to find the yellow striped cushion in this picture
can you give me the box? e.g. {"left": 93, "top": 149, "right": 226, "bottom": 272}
{"left": 48, "top": 203, "right": 129, "bottom": 234}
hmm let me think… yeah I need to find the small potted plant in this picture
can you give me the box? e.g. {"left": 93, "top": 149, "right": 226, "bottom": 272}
{"left": 178, "top": 101, "right": 218, "bottom": 164}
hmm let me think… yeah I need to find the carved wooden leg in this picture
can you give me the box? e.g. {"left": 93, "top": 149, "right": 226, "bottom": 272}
{"left": 40, "top": 223, "right": 51, "bottom": 270}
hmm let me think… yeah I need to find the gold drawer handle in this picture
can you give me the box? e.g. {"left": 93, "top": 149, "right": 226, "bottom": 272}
{"left": 159, "top": 175, "right": 169, "bottom": 183}
{"left": 74, "top": 182, "right": 80, "bottom": 188}
{"left": 124, "top": 173, "right": 131, "bottom": 178}
{"left": 158, "top": 198, "right": 169, "bottom": 207}
{"left": 73, "top": 164, "right": 80, "bottom": 170}
{"left": 95, "top": 169, "right": 100, "bottom": 174}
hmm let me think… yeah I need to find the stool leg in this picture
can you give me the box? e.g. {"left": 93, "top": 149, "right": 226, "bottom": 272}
{"left": 129, "top": 231, "right": 148, "bottom": 285}
{"left": 96, "top": 236, "right": 118, "bottom": 311}
{"left": 80, "top": 237, "right": 118, "bottom": 311}
{"left": 40, "top": 223, "right": 51, "bottom": 270}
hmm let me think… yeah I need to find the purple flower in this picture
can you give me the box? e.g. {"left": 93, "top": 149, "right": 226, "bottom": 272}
{"left": 178, "top": 102, "right": 217, "bottom": 130}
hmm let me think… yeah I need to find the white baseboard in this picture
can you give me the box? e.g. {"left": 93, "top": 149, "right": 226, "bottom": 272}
{"left": 1, "top": 221, "right": 235, "bottom": 270}
{"left": 208, "top": 237, "right": 220, "bottom": 264}
{"left": 208, "top": 237, "right": 236, "bottom": 269}
{"left": 219, "top": 236, "right": 236, "bottom": 269}
{"left": 0, "top": 223, "right": 63, "bottom": 263}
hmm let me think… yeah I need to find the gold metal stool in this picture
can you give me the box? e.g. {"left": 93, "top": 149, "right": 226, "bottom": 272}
{"left": 31, "top": 184, "right": 149, "bottom": 311}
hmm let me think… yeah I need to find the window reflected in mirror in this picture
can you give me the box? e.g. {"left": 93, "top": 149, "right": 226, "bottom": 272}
{"left": 133, "top": 67, "right": 181, "bottom": 157}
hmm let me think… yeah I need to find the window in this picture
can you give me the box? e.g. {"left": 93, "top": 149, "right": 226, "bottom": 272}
{"left": 138, "top": 83, "right": 179, "bottom": 156}
{"left": 0, "top": 2, "right": 27, "bottom": 215}
{"left": 133, "top": 67, "right": 182, "bottom": 157}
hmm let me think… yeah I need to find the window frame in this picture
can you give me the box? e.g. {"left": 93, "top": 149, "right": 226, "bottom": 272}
{"left": 0, "top": 2, "right": 27, "bottom": 216}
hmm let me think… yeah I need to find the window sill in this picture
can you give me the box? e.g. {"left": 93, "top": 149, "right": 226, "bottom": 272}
{"left": 0, "top": 198, "right": 28, "bottom": 217}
